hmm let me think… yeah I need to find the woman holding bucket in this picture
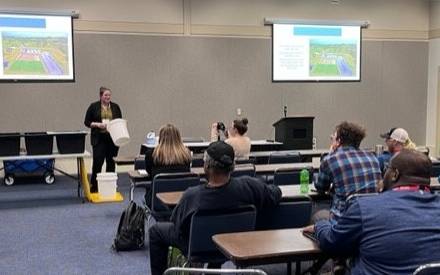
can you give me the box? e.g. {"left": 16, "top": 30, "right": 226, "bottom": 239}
{"left": 84, "top": 86, "right": 122, "bottom": 193}
{"left": 144, "top": 124, "right": 191, "bottom": 206}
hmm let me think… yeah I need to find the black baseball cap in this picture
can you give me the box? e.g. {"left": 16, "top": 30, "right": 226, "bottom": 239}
{"left": 206, "top": 141, "right": 235, "bottom": 166}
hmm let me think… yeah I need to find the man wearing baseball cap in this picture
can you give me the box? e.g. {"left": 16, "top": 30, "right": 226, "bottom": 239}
{"left": 148, "top": 141, "right": 282, "bottom": 275}
{"left": 378, "top": 127, "right": 416, "bottom": 173}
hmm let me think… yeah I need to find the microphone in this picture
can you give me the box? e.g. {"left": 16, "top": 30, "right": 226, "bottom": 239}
{"left": 283, "top": 106, "right": 287, "bottom": 118}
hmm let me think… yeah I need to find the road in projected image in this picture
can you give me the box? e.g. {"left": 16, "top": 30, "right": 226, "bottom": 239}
{"left": 309, "top": 38, "right": 357, "bottom": 77}
{"left": 2, "top": 32, "right": 69, "bottom": 76}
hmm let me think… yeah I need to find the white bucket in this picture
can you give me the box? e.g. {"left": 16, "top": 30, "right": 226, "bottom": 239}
{"left": 97, "top": 172, "right": 117, "bottom": 199}
{"left": 107, "top": 118, "right": 130, "bottom": 147}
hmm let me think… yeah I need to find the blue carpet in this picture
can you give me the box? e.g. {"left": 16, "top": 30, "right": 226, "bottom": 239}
{"left": 0, "top": 174, "right": 150, "bottom": 275}
{"left": 0, "top": 173, "right": 316, "bottom": 275}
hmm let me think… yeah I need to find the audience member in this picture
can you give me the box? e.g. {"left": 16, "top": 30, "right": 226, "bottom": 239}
{"left": 315, "top": 121, "right": 381, "bottom": 220}
{"left": 378, "top": 127, "right": 416, "bottom": 173}
{"left": 304, "top": 149, "right": 440, "bottom": 274}
{"left": 148, "top": 141, "right": 281, "bottom": 275}
{"left": 144, "top": 124, "right": 191, "bottom": 205}
{"left": 211, "top": 118, "right": 251, "bottom": 160}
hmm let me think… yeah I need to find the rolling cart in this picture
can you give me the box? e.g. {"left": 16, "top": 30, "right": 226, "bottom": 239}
{"left": 3, "top": 159, "right": 55, "bottom": 186}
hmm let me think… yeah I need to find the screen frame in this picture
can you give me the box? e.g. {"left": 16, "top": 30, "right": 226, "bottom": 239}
{"left": 271, "top": 23, "right": 363, "bottom": 83}
{"left": 0, "top": 13, "right": 75, "bottom": 83}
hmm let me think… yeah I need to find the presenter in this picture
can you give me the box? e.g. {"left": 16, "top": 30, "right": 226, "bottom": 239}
{"left": 211, "top": 118, "right": 251, "bottom": 160}
{"left": 84, "top": 86, "right": 122, "bottom": 193}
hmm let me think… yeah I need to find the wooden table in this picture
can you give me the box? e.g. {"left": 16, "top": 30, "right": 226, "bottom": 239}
{"left": 212, "top": 228, "right": 323, "bottom": 267}
{"left": 156, "top": 184, "right": 321, "bottom": 207}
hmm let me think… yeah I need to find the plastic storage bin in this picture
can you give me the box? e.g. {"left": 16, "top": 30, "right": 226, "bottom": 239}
{"left": 24, "top": 132, "right": 53, "bottom": 155}
{"left": 0, "top": 133, "right": 21, "bottom": 156}
{"left": 54, "top": 131, "right": 87, "bottom": 154}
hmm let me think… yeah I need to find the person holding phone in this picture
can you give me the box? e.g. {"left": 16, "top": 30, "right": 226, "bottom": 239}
{"left": 84, "top": 86, "right": 122, "bottom": 193}
{"left": 210, "top": 118, "right": 251, "bottom": 160}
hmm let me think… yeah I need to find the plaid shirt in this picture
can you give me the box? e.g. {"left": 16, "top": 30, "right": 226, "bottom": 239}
{"left": 315, "top": 146, "right": 382, "bottom": 219}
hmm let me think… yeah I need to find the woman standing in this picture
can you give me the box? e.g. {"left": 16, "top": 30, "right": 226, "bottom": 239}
{"left": 144, "top": 124, "right": 192, "bottom": 205}
{"left": 84, "top": 86, "right": 122, "bottom": 193}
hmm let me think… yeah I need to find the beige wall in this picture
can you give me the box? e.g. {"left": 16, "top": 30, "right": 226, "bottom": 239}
{"left": 0, "top": 0, "right": 430, "bottom": 39}
{"left": 0, "top": 0, "right": 432, "bottom": 166}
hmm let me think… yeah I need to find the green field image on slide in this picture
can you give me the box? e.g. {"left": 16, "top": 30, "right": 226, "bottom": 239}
{"left": 7, "top": 60, "right": 45, "bottom": 74}
{"left": 2, "top": 31, "right": 69, "bottom": 76}
{"left": 309, "top": 39, "right": 357, "bottom": 77}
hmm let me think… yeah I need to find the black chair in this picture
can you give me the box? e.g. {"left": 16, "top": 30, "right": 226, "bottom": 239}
{"left": 256, "top": 201, "right": 312, "bottom": 230}
{"left": 413, "top": 263, "right": 440, "bottom": 275}
{"left": 256, "top": 201, "right": 312, "bottom": 275}
{"left": 268, "top": 152, "right": 301, "bottom": 164}
{"left": 431, "top": 162, "right": 440, "bottom": 178}
{"left": 164, "top": 267, "right": 267, "bottom": 275}
{"left": 273, "top": 167, "right": 314, "bottom": 186}
{"left": 231, "top": 163, "right": 256, "bottom": 178}
{"left": 235, "top": 157, "right": 256, "bottom": 165}
{"left": 129, "top": 156, "right": 151, "bottom": 201}
{"left": 191, "top": 157, "right": 204, "bottom": 168}
{"left": 184, "top": 205, "right": 257, "bottom": 267}
{"left": 150, "top": 172, "right": 200, "bottom": 221}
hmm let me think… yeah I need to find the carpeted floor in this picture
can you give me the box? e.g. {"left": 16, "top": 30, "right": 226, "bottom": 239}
{"left": 0, "top": 173, "right": 317, "bottom": 275}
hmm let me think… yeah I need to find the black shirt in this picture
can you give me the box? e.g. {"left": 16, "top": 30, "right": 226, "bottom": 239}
{"left": 170, "top": 176, "right": 282, "bottom": 239}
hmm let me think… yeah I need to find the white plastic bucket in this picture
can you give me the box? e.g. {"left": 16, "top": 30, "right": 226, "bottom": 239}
{"left": 97, "top": 172, "right": 117, "bottom": 199}
{"left": 107, "top": 119, "right": 130, "bottom": 147}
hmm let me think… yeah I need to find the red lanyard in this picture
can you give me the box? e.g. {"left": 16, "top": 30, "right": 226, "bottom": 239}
{"left": 392, "top": 185, "right": 430, "bottom": 192}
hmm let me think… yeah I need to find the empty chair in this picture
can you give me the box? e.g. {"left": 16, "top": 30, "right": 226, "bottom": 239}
{"left": 273, "top": 167, "right": 313, "bottom": 186}
{"left": 256, "top": 201, "right": 312, "bottom": 230}
{"left": 255, "top": 201, "right": 312, "bottom": 274}
{"left": 164, "top": 267, "right": 267, "bottom": 275}
{"left": 129, "top": 156, "right": 150, "bottom": 201}
{"left": 191, "top": 157, "right": 204, "bottom": 168}
{"left": 431, "top": 162, "right": 440, "bottom": 177}
{"left": 231, "top": 163, "right": 256, "bottom": 178}
{"left": 268, "top": 152, "right": 301, "bottom": 164}
{"left": 413, "top": 263, "right": 440, "bottom": 275}
{"left": 184, "top": 205, "right": 256, "bottom": 267}
{"left": 150, "top": 172, "right": 200, "bottom": 221}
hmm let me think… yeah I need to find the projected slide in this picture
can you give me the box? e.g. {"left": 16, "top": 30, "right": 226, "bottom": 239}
{"left": 0, "top": 14, "right": 74, "bottom": 81}
{"left": 273, "top": 24, "right": 361, "bottom": 81}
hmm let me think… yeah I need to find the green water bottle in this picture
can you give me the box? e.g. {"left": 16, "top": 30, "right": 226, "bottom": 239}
{"left": 300, "top": 169, "right": 310, "bottom": 194}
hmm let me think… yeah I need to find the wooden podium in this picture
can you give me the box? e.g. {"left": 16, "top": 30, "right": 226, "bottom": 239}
{"left": 273, "top": 116, "right": 314, "bottom": 150}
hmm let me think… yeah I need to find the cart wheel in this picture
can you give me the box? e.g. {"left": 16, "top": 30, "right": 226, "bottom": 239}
{"left": 44, "top": 173, "right": 55, "bottom": 185}
{"left": 4, "top": 175, "right": 15, "bottom": 186}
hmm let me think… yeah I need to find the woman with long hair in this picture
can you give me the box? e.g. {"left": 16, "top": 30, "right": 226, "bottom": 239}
{"left": 144, "top": 124, "right": 191, "bottom": 205}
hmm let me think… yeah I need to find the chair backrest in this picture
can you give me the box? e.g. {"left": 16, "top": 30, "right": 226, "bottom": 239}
{"left": 191, "top": 157, "right": 204, "bottom": 168}
{"left": 231, "top": 163, "right": 256, "bottom": 178}
{"left": 256, "top": 201, "right": 312, "bottom": 230}
{"left": 273, "top": 167, "right": 313, "bottom": 186}
{"left": 134, "top": 156, "right": 146, "bottom": 170}
{"left": 413, "top": 263, "right": 440, "bottom": 275}
{"left": 187, "top": 205, "right": 256, "bottom": 261}
{"left": 164, "top": 267, "right": 267, "bottom": 275}
{"left": 151, "top": 172, "right": 200, "bottom": 214}
{"left": 431, "top": 163, "right": 440, "bottom": 177}
{"left": 235, "top": 157, "right": 256, "bottom": 165}
{"left": 182, "top": 137, "right": 205, "bottom": 143}
{"left": 268, "top": 152, "right": 301, "bottom": 164}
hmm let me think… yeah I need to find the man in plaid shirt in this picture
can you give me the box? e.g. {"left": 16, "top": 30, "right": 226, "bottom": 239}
{"left": 315, "top": 121, "right": 382, "bottom": 220}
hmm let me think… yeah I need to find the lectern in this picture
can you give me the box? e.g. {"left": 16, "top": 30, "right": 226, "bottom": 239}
{"left": 273, "top": 116, "right": 314, "bottom": 150}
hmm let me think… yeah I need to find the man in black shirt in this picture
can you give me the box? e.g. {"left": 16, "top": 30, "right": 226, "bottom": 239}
{"left": 149, "top": 141, "right": 282, "bottom": 275}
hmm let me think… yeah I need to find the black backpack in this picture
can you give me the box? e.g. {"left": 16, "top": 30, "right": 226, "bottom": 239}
{"left": 112, "top": 201, "right": 146, "bottom": 251}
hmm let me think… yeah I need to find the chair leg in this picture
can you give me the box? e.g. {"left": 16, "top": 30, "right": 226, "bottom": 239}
{"left": 295, "top": 261, "right": 301, "bottom": 275}
{"left": 286, "top": 262, "right": 291, "bottom": 275}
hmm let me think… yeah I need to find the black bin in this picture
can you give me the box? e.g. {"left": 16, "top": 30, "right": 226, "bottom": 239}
{"left": 24, "top": 132, "right": 54, "bottom": 155}
{"left": 0, "top": 133, "right": 21, "bottom": 156}
{"left": 55, "top": 132, "right": 87, "bottom": 154}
